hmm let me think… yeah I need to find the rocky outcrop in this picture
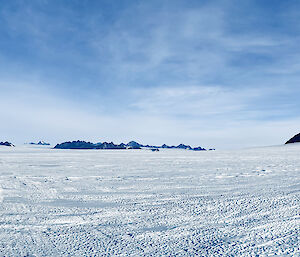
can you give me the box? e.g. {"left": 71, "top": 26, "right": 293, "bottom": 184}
{"left": 126, "top": 141, "right": 142, "bottom": 149}
{"left": 29, "top": 141, "right": 50, "bottom": 146}
{"left": 193, "top": 146, "right": 206, "bottom": 151}
{"left": 54, "top": 141, "right": 126, "bottom": 149}
{"left": 54, "top": 141, "right": 95, "bottom": 149}
{"left": 161, "top": 143, "right": 205, "bottom": 151}
{"left": 161, "top": 144, "right": 171, "bottom": 148}
{"left": 176, "top": 144, "right": 192, "bottom": 150}
{"left": 97, "top": 142, "right": 126, "bottom": 149}
{"left": 0, "top": 141, "right": 14, "bottom": 147}
{"left": 285, "top": 133, "right": 300, "bottom": 144}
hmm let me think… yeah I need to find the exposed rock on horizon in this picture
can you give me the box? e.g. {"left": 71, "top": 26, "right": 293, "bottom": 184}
{"left": 126, "top": 141, "right": 142, "bottom": 149}
{"left": 0, "top": 141, "right": 15, "bottom": 147}
{"left": 54, "top": 141, "right": 126, "bottom": 149}
{"left": 285, "top": 133, "right": 300, "bottom": 144}
{"left": 29, "top": 141, "right": 50, "bottom": 146}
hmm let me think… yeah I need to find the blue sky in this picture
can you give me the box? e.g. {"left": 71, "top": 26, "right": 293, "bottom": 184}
{"left": 0, "top": 0, "right": 300, "bottom": 148}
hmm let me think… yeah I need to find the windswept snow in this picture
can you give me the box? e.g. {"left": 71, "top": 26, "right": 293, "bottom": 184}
{"left": 0, "top": 145, "right": 299, "bottom": 256}
{"left": 0, "top": 187, "right": 2, "bottom": 203}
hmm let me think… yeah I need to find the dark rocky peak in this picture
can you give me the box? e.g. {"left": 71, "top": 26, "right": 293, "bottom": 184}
{"left": 193, "top": 146, "right": 206, "bottom": 151}
{"left": 100, "top": 142, "right": 126, "bottom": 149}
{"left": 30, "top": 141, "right": 50, "bottom": 145}
{"left": 0, "top": 141, "right": 15, "bottom": 147}
{"left": 127, "top": 141, "right": 143, "bottom": 149}
{"left": 285, "top": 133, "right": 300, "bottom": 144}
{"left": 176, "top": 144, "right": 192, "bottom": 150}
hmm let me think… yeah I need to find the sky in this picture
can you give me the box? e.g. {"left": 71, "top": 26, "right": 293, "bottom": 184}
{"left": 0, "top": 0, "right": 300, "bottom": 149}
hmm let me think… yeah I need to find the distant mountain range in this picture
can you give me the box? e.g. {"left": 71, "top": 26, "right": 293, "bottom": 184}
{"left": 54, "top": 140, "right": 209, "bottom": 151}
{"left": 0, "top": 141, "right": 14, "bottom": 147}
{"left": 285, "top": 133, "right": 300, "bottom": 144}
{"left": 1, "top": 133, "right": 298, "bottom": 149}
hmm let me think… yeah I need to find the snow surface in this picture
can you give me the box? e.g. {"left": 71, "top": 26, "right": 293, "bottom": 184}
{"left": 0, "top": 144, "right": 299, "bottom": 256}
